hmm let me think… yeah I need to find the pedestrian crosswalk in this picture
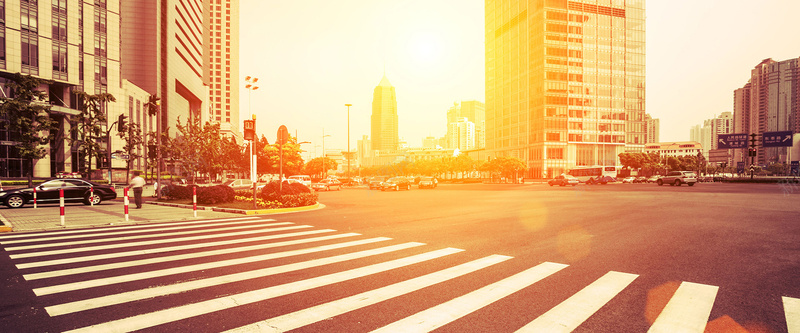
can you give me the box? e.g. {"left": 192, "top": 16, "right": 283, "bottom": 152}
{"left": 0, "top": 216, "right": 797, "bottom": 332}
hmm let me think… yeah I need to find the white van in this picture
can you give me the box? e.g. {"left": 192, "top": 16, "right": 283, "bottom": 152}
{"left": 288, "top": 175, "right": 312, "bottom": 187}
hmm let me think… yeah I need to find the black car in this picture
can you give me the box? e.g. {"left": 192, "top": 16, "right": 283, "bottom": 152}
{"left": 1, "top": 179, "right": 117, "bottom": 208}
{"left": 380, "top": 177, "right": 411, "bottom": 191}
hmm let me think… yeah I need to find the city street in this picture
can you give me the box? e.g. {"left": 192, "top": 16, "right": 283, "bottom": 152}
{"left": 0, "top": 182, "right": 798, "bottom": 332}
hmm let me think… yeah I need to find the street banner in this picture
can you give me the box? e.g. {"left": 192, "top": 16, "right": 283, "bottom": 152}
{"left": 762, "top": 131, "right": 794, "bottom": 147}
{"left": 718, "top": 133, "right": 748, "bottom": 149}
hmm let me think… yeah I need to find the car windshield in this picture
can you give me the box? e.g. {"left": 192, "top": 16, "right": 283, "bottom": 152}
{"left": 420, "top": 177, "right": 433, "bottom": 182}
{"left": 222, "top": 180, "right": 235, "bottom": 186}
{"left": 387, "top": 177, "right": 403, "bottom": 182}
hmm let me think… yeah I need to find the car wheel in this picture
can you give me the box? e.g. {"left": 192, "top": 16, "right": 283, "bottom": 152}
{"left": 5, "top": 194, "right": 25, "bottom": 208}
{"left": 657, "top": 179, "right": 663, "bottom": 186}
{"left": 395, "top": 185, "right": 399, "bottom": 191}
{"left": 688, "top": 183, "right": 695, "bottom": 186}
{"left": 675, "top": 180, "right": 681, "bottom": 186}
{"left": 559, "top": 182, "right": 566, "bottom": 186}
{"left": 84, "top": 193, "right": 102, "bottom": 205}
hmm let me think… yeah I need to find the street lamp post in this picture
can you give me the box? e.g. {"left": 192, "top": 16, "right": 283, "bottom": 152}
{"left": 245, "top": 76, "right": 259, "bottom": 183}
{"left": 322, "top": 129, "right": 331, "bottom": 179}
{"left": 345, "top": 103, "right": 351, "bottom": 178}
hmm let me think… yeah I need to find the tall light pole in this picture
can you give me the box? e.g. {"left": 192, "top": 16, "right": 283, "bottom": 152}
{"left": 345, "top": 103, "right": 352, "bottom": 178}
{"left": 322, "top": 129, "right": 331, "bottom": 179}
{"left": 245, "top": 76, "right": 259, "bottom": 182}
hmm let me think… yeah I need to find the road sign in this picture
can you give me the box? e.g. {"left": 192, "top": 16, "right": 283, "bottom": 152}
{"left": 277, "top": 125, "right": 289, "bottom": 145}
{"left": 718, "top": 133, "right": 748, "bottom": 149}
{"left": 792, "top": 161, "right": 799, "bottom": 176}
{"left": 762, "top": 131, "right": 793, "bottom": 147}
{"left": 737, "top": 162, "right": 745, "bottom": 174}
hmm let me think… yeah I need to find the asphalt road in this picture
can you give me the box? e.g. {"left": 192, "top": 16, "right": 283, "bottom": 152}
{"left": 0, "top": 182, "right": 798, "bottom": 332}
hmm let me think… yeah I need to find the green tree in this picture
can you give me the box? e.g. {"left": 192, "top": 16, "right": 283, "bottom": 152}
{"left": 69, "top": 91, "right": 116, "bottom": 181}
{"left": 169, "top": 115, "right": 222, "bottom": 182}
{"left": 118, "top": 121, "right": 144, "bottom": 182}
{"left": 0, "top": 73, "right": 56, "bottom": 186}
{"left": 305, "top": 157, "right": 337, "bottom": 178}
{"left": 263, "top": 135, "right": 306, "bottom": 177}
{"left": 452, "top": 154, "right": 475, "bottom": 178}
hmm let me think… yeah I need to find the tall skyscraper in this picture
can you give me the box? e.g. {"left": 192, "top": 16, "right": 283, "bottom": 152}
{"left": 485, "top": 0, "right": 646, "bottom": 178}
{"left": 370, "top": 74, "right": 398, "bottom": 151}
{"left": 447, "top": 101, "right": 485, "bottom": 149}
{"left": 448, "top": 118, "right": 477, "bottom": 151}
{"left": 733, "top": 57, "right": 800, "bottom": 166}
{"left": 690, "top": 112, "right": 733, "bottom": 157}
{"left": 207, "top": 0, "right": 241, "bottom": 141}
{"left": 121, "top": 0, "right": 210, "bottom": 136}
{"left": 644, "top": 113, "right": 660, "bottom": 144}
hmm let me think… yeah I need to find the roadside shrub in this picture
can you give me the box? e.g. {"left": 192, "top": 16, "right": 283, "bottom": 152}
{"left": 197, "top": 185, "right": 235, "bottom": 204}
{"left": 163, "top": 184, "right": 192, "bottom": 199}
{"left": 259, "top": 181, "right": 311, "bottom": 199}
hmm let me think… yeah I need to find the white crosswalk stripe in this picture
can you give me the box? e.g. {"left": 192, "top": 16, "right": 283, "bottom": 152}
{"left": 647, "top": 281, "right": 718, "bottom": 333}
{"left": 516, "top": 271, "right": 638, "bottom": 332}
{"left": 784, "top": 296, "right": 800, "bottom": 333}
{"left": 0, "top": 218, "right": 791, "bottom": 332}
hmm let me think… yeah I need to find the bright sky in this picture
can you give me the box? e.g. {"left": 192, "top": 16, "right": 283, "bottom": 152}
{"left": 240, "top": 0, "right": 800, "bottom": 155}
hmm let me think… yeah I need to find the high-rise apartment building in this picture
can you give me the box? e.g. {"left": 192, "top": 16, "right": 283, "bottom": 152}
{"left": 207, "top": 0, "right": 240, "bottom": 141}
{"left": 447, "top": 101, "right": 485, "bottom": 149}
{"left": 121, "top": 0, "right": 210, "bottom": 136}
{"left": 690, "top": 112, "right": 733, "bottom": 157}
{"left": 733, "top": 58, "right": 800, "bottom": 165}
{"left": 448, "top": 118, "right": 477, "bottom": 151}
{"left": 370, "top": 74, "right": 398, "bottom": 151}
{"left": 0, "top": 0, "right": 152, "bottom": 179}
{"left": 644, "top": 113, "right": 659, "bottom": 144}
{"left": 486, "top": 0, "right": 646, "bottom": 178}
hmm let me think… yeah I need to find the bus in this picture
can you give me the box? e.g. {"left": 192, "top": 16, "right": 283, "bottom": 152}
{"left": 567, "top": 166, "right": 619, "bottom": 184}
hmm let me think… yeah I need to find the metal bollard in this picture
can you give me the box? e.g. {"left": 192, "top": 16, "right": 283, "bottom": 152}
{"left": 59, "top": 188, "right": 65, "bottom": 226}
{"left": 193, "top": 186, "right": 197, "bottom": 218}
{"left": 124, "top": 188, "right": 129, "bottom": 222}
{"left": 34, "top": 187, "right": 37, "bottom": 209}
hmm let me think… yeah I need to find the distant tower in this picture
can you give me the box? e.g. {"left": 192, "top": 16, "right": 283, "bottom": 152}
{"left": 371, "top": 74, "right": 399, "bottom": 151}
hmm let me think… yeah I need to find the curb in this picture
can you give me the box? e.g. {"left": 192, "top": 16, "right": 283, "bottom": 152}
{"left": 148, "top": 201, "right": 323, "bottom": 215}
{"left": 0, "top": 212, "right": 12, "bottom": 233}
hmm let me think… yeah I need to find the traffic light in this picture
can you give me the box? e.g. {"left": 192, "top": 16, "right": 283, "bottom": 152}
{"left": 118, "top": 114, "right": 127, "bottom": 133}
{"left": 748, "top": 147, "right": 757, "bottom": 157}
{"left": 243, "top": 120, "right": 255, "bottom": 141}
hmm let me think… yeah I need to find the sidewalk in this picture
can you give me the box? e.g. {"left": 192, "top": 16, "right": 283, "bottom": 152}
{"left": 0, "top": 185, "right": 321, "bottom": 232}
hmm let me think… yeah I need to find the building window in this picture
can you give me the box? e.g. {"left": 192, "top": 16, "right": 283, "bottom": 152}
{"left": 20, "top": 2, "right": 38, "bottom": 33}
{"left": 52, "top": 42, "right": 67, "bottom": 79}
{"left": 21, "top": 32, "right": 38, "bottom": 74}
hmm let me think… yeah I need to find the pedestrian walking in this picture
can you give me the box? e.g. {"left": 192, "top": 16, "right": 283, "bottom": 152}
{"left": 127, "top": 171, "right": 146, "bottom": 209}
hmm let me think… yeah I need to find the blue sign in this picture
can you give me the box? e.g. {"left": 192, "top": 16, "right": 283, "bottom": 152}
{"left": 762, "top": 131, "right": 794, "bottom": 147}
{"left": 792, "top": 161, "right": 799, "bottom": 176}
{"left": 718, "top": 133, "right": 748, "bottom": 149}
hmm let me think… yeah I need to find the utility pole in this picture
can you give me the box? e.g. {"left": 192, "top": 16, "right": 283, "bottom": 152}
{"left": 749, "top": 133, "right": 758, "bottom": 179}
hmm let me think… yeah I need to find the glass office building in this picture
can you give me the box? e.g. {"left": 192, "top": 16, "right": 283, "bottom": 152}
{"left": 485, "top": 0, "right": 645, "bottom": 178}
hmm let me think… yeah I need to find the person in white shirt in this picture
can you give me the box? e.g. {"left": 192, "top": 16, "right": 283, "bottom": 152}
{"left": 127, "top": 171, "right": 146, "bottom": 208}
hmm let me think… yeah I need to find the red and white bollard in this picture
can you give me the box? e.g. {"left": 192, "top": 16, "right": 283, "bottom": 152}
{"left": 33, "top": 187, "right": 37, "bottom": 209}
{"left": 124, "top": 188, "right": 129, "bottom": 222}
{"left": 193, "top": 186, "right": 197, "bottom": 218}
{"left": 90, "top": 186, "right": 94, "bottom": 207}
{"left": 59, "top": 188, "right": 65, "bottom": 226}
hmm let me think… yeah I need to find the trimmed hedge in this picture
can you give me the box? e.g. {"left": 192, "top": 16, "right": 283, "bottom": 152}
{"left": 162, "top": 184, "right": 235, "bottom": 204}
{"left": 259, "top": 181, "right": 317, "bottom": 208}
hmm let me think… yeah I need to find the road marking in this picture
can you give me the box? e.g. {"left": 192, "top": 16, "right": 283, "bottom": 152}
{"left": 62, "top": 247, "right": 463, "bottom": 332}
{"left": 23, "top": 233, "right": 373, "bottom": 280}
{"left": 45, "top": 242, "right": 424, "bottom": 314}
{"left": 5, "top": 221, "right": 294, "bottom": 251}
{"left": 785, "top": 296, "right": 800, "bottom": 333}
{"left": 225, "top": 254, "right": 513, "bottom": 333}
{"left": 370, "top": 262, "right": 569, "bottom": 333}
{"left": 36, "top": 237, "right": 402, "bottom": 297}
{"left": 0, "top": 217, "right": 270, "bottom": 244}
{"left": 15, "top": 229, "right": 338, "bottom": 269}
{"left": 0, "top": 216, "right": 264, "bottom": 241}
{"left": 516, "top": 271, "right": 638, "bottom": 332}
{"left": 647, "top": 281, "right": 718, "bottom": 333}
{"left": 9, "top": 225, "right": 316, "bottom": 259}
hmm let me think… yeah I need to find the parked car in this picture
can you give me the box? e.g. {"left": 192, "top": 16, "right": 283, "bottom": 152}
{"left": 647, "top": 175, "right": 661, "bottom": 183}
{"left": 288, "top": 175, "right": 312, "bottom": 187}
{"left": 658, "top": 171, "right": 698, "bottom": 186}
{"left": 418, "top": 177, "right": 437, "bottom": 189}
{"left": 635, "top": 177, "right": 647, "bottom": 183}
{"left": 548, "top": 175, "right": 579, "bottom": 186}
{"left": 222, "top": 178, "right": 255, "bottom": 191}
{"left": 587, "top": 176, "right": 615, "bottom": 185}
{"left": 368, "top": 176, "right": 389, "bottom": 190}
{"left": 622, "top": 177, "right": 636, "bottom": 184}
{"left": 381, "top": 177, "right": 411, "bottom": 191}
{"left": 312, "top": 179, "right": 342, "bottom": 191}
{"left": 1, "top": 178, "right": 117, "bottom": 208}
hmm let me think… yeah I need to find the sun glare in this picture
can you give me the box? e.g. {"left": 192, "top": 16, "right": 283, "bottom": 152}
{"left": 407, "top": 33, "right": 442, "bottom": 65}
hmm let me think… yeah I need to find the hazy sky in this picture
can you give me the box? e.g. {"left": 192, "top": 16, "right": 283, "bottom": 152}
{"left": 240, "top": 0, "right": 800, "bottom": 155}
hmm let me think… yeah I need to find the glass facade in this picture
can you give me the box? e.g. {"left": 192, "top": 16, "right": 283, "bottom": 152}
{"left": 486, "top": 0, "right": 645, "bottom": 178}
